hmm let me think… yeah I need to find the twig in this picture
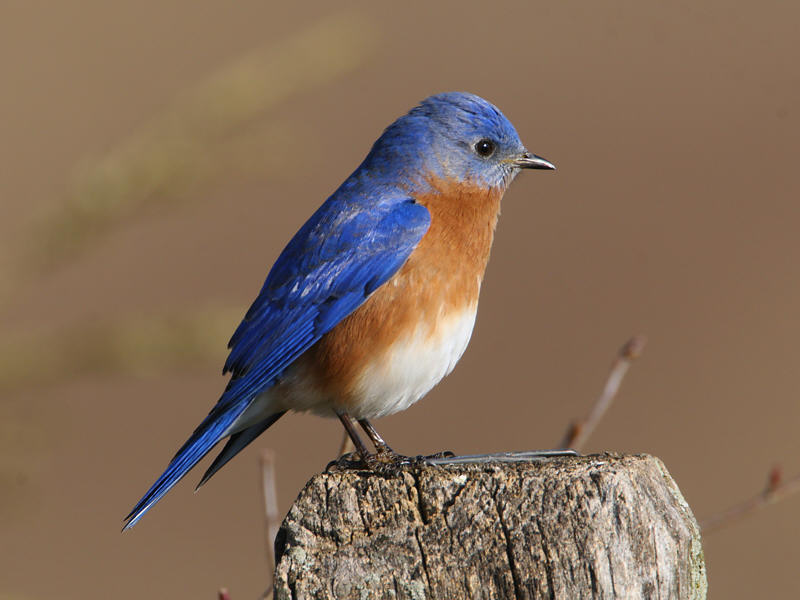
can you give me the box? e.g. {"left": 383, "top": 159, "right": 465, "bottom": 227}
{"left": 260, "top": 450, "right": 281, "bottom": 568}
{"left": 700, "top": 465, "right": 800, "bottom": 534}
{"left": 337, "top": 431, "right": 355, "bottom": 457}
{"left": 426, "top": 450, "right": 577, "bottom": 465}
{"left": 258, "top": 450, "right": 280, "bottom": 600}
{"left": 256, "top": 435, "right": 359, "bottom": 598}
{"left": 559, "top": 335, "right": 647, "bottom": 451}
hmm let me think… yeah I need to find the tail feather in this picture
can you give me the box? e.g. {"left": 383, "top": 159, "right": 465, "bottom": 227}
{"left": 196, "top": 411, "right": 287, "bottom": 490}
{"left": 123, "top": 404, "right": 247, "bottom": 530}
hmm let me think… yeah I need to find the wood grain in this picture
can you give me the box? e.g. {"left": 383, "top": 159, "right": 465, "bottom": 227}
{"left": 274, "top": 454, "right": 707, "bottom": 599}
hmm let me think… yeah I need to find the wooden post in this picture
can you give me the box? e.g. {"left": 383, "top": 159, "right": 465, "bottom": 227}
{"left": 274, "top": 454, "right": 707, "bottom": 599}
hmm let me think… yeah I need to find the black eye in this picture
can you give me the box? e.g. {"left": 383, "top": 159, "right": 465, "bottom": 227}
{"left": 474, "top": 138, "right": 496, "bottom": 157}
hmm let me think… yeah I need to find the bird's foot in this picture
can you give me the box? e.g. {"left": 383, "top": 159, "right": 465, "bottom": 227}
{"left": 325, "top": 452, "right": 365, "bottom": 472}
{"left": 325, "top": 449, "right": 457, "bottom": 473}
{"left": 374, "top": 447, "right": 409, "bottom": 463}
{"left": 363, "top": 448, "right": 418, "bottom": 474}
{"left": 424, "top": 450, "right": 456, "bottom": 460}
{"left": 325, "top": 449, "right": 433, "bottom": 474}
{"left": 362, "top": 450, "right": 457, "bottom": 471}
{"left": 324, "top": 450, "right": 408, "bottom": 474}
{"left": 408, "top": 450, "right": 455, "bottom": 466}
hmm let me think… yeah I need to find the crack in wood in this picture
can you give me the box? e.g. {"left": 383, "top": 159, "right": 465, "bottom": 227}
{"left": 273, "top": 454, "right": 707, "bottom": 599}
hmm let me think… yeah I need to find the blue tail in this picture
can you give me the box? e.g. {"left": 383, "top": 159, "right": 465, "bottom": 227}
{"left": 196, "top": 411, "right": 286, "bottom": 490}
{"left": 124, "top": 401, "right": 263, "bottom": 530}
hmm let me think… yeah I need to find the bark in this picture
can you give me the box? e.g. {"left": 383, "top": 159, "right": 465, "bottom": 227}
{"left": 274, "top": 453, "right": 707, "bottom": 599}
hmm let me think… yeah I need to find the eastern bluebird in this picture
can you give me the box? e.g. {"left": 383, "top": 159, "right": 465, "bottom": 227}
{"left": 124, "top": 92, "right": 554, "bottom": 528}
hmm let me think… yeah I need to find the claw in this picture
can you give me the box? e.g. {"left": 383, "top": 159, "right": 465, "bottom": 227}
{"left": 325, "top": 452, "right": 364, "bottom": 472}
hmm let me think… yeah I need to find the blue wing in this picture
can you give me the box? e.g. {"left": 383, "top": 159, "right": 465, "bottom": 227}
{"left": 124, "top": 191, "right": 430, "bottom": 528}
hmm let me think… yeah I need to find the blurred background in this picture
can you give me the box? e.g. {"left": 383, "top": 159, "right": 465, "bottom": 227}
{"left": 1, "top": 1, "right": 798, "bottom": 597}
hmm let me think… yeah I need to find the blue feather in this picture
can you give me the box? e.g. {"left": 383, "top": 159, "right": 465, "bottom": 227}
{"left": 195, "top": 410, "right": 287, "bottom": 490}
{"left": 124, "top": 193, "right": 429, "bottom": 529}
{"left": 124, "top": 91, "right": 535, "bottom": 528}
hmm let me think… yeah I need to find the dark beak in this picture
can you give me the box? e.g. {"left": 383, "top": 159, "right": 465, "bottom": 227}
{"left": 514, "top": 153, "right": 556, "bottom": 170}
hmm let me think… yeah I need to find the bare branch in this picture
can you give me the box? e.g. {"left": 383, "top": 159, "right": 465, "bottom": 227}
{"left": 258, "top": 450, "right": 279, "bottom": 600}
{"left": 559, "top": 335, "right": 647, "bottom": 452}
{"left": 260, "top": 450, "right": 281, "bottom": 569}
{"left": 337, "top": 430, "right": 355, "bottom": 457}
{"left": 700, "top": 465, "right": 800, "bottom": 534}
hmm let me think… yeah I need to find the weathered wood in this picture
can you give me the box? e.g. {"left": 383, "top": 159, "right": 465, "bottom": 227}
{"left": 274, "top": 454, "right": 706, "bottom": 599}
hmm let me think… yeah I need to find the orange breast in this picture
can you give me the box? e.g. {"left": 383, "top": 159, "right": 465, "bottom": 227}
{"left": 293, "top": 178, "right": 504, "bottom": 411}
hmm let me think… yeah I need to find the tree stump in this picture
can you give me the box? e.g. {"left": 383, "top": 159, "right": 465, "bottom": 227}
{"left": 273, "top": 453, "right": 707, "bottom": 599}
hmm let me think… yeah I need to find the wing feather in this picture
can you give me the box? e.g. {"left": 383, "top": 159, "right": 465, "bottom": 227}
{"left": 123, "top": 193, "right": 430, "bottom": 528}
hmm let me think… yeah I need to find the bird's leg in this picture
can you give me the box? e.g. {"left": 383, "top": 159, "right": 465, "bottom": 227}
{"left": 357, "top": 419, "right": 412, "bottom": 466}
{"left": 358, "top": 419, "right": 452, "bottom": 466}
{"left": 331, "top": 412, "right": 400, "bottom": 472}
{"left": 335, "top": 411, "right": 373, "bottom": 463}
{"left": 357, "top": 418, "right": 396, "bottom": 457}
{"left": 333, "top": 413, "right": 452, "bottom": 472}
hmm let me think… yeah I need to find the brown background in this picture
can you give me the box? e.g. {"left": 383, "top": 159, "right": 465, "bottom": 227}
{"left": 2, "top": 1, "right": 798, "bottom": 598}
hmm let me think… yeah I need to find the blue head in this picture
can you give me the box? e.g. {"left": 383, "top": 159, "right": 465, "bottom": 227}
{"left": 360, "top": 92, "right": 554, "bottom": 192}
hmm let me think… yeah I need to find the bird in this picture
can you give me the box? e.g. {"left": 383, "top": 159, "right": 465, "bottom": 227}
{"left": 124, "top": 92, "right": 554, "bottom": 529}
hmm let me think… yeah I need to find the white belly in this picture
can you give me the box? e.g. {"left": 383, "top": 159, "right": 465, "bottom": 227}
{"left": 232, "top": 304, "right": 479, "bottom": 429}
{"left": 236, "top": 304, "right": 477, "bottom": 427}
{"left": 346, "top": 304, "right": 478, "bottom": 418}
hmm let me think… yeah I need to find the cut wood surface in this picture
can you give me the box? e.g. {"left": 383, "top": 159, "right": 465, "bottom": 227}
{"left": 274, "top": 453, "right": 707, "bottom": 599}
